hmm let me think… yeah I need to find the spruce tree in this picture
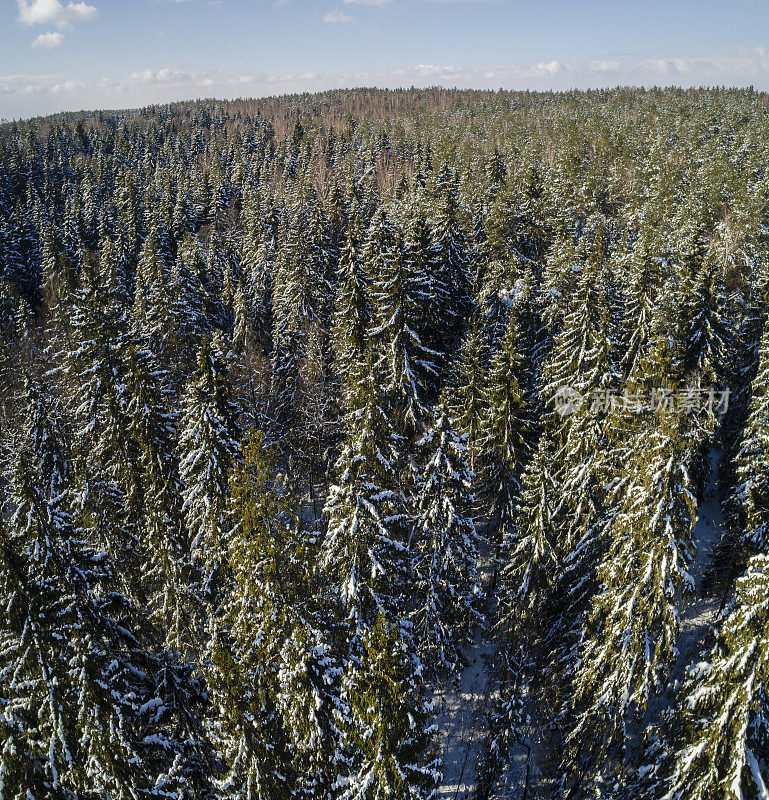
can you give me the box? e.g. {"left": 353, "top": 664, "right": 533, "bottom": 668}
{"left": 733, "top": 321, "right": 769, "bottom": 551}
{"left": 502, "top": 433, "right": 561, "bottom": 628}
{"left": 322, "top": 348, "right": 408, "bottom": 628}
{"left": 0, "top": 452, "right": 174, "bottom": 800}
{"left": 336, "top": 614, "right": 441, "bottom": 800}
{"left": 431, "top": 180, "right": 471, "bottom": 340}
{"left": 410, "top": 405, "right": 482, "bottom": 674}
{"left": 178, "top": 334, "right": 239, "bottom": 597}
{"left": 370, "top": 213, "right": 436, "bottom": 435}
{"left": 478, "top": 313, "right": 527, "bottom": 524}
{"left": 643, "top": 554, "right": 769, "bottom": 800}
{"left": 333, "top": 210, "right": 371, "bottom": 396}
{"left": 124, "top": 346, "right": 192, "bottom": 650}
{"left": 205, "top": 431, "right": 306, "bottom": 800}
{"left": 566, "top": 414, "right": 696, "bottom": 786}
{"left": 446, "top": 316, "right": 488, "bottom": 477}
{"left": 675, "top": 255, "right": 728, "bottom": 389}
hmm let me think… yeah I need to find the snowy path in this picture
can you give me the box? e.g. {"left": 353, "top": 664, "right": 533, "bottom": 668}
{"left": 433, "top": 634, "right": 495, "bottom": 798}
{"left": 673, "top": 448, "right": 723, "bottom": 680}
{"left": 433, "top": 532, "right": 498, "bottom": 798}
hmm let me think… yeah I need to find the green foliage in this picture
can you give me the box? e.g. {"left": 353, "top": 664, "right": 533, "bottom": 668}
{"left": 337, "top": 614, "right": 441, "bottom": 800}
{"left": 4, "top": 86, "right": 769, "bottom": 799}
{"left": 647, "top": 554, "right": 769, "bottom": 800}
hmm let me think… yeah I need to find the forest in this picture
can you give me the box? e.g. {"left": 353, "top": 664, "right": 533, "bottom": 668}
{"left": 0, "top": 86, "right": 768, "bottom": 799}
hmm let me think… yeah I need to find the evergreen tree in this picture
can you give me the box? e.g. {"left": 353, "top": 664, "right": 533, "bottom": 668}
{"left": 124, "top": 346, "right": 192, "bottom": 650}
{"left": 370, "top": 214, "right": 436, "bottom": 434}
{"left": 178, "top": 334, "right": 239, "bottom": 596}
{"left": 333, "top": 211, "right": 370, "bottom": 395}
{"left": 675, "top": 254, "right": 728, "bottom": 389}
{"left": 322, "top": 348, "right": 408, "bottom": 628}
{"left": 642, "top": 554, "right": 769, "bottom": 800}
{"left": 446, "top": 317, "right": 488, "bottom": 477}
{"left": 0, "top": 452, "right": 175, "bottom": 800}
{"left": 410, "top": 405, "right": 482, "bottom": 673}
{"left": 478, "top": 313, "right": 527, "bottom": 524}
{"left": 543, "top": 260, "right": 617, "bottom": 408}
{"left": 502, "top": 433, "right": 561, "bottom": 628}
{"left": 336, "top": 614, "right": 441, "bottom": 800}
{"left": 566, "top": 414, "right": 696, "bottom": 788}
{"left": 733, "top": 321, "right": 769, "bottom": 551}
{"left": 620, "top": 235, "right": 662, "bottom": 377}
{"left": 431, "top": 181, "right": 471, "bottom": 340}
{"left": 205, "top": 431, "right": 310, "bottom": 800}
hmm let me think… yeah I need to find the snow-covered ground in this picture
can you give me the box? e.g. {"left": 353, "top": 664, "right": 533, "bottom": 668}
{"left": 434, "top": 529, "right": 498, "bottom": 798}
{"left": 674, "top": 448, "right": 723, "bottom": 679}
{"left": 434, "top": 633, "right": 496, "bottom": 798}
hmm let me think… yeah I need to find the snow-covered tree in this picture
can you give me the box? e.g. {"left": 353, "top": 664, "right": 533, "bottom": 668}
{"left": 124, "top": 346, "right": 192, "bottom": 650}
{"left": 446, "top": 316, "right": 488, "bottom": 477}
{"left": 478, "top": 313, "right": 527, "bottom": 522}
{"left": 502, "top": 433, "right": 561, "bottom": 628}
{"left": 733, "top": 321, "right": 769, "bottom": 551}
{"left": 370, "top": 212, "right": 437, "bottom": 434}
{"left": 431, "top": 181, "right": 471, "bottom": 343}
{"left": 643, "top": 554, "right": 769, "bottom": 800}
{"left": 566, "top": 414, "right": 696, "bottom": 785}
{"left": 336, "top": 614, "right": 441, "bottom": 800}
{"left": 410, "top": 405, "right": 482, "bottom": 673}
{"left": 671, "top": 238, "right": 727, "bottom": 388}
{"left": 333, "top": 210, "right": 370, "bottom": 392}
{"left": 179, "top": 334, "right": 240, "bottom": 594}
{"left": 204, "top": 427, "right": 343, "bottom": 798}
{"left": 322, "top": 348, "right": 409, "bottom": 628}
{"left": 0, "top": 452, "right": 175, "bottom": 800}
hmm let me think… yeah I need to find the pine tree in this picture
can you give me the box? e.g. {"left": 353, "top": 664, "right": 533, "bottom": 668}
{"left": 410, "top": 405, "right": 482, "bottom": 674}
{"left": 336, "top": 614, "right": 441, "bottom": 800}
{"left": 566, "top": 414, "right": 696, "bottom": 787}
{"left": 277, "top": 622, "right": 343, "bottom": 799}
{"left": 0, "top": 452, "right": 175, "bottom": 800}
{"left": 322, "top": 348, "right": 408, "bottom": 628}
{"left": 402, "top": 205, "right": 442, "bottom": 367}
{"left": 179, "top": 334, "right": 240, "bottom": 596}
{"left": 62, "top": 259, "right": 145, "bottom": 592}
{"left": 478, "top": 313, "right": 527, "bottom": 524}
{"left": 22, "top": 376, "right": 70, "bottom": 500}
{"left": 168, "top": 235, "right": 210, "bottom": 375}
{"left": 133, "top": 224, "right": 172, "bottom": 348}
{"left": 642, "top": 554, "right": 769, "bottom": 800}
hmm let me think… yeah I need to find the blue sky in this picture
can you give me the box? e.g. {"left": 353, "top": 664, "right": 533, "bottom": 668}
{"left": 2, "top": 0, "right": 769, "bottom": 120}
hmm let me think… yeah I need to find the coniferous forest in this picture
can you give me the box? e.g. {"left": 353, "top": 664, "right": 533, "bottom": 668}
{"left": 1, "top": 86, "right": 769, "bottom": 799}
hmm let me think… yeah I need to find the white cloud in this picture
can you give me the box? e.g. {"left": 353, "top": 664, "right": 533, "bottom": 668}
{"left": 32, "top": 30, "right": 65, "bottom": 47}
{"left": 323, "top": 10, "right": 355, "bottom": 22}
{"left": 17, "top": 0, "right": 99, "bottom": 30}
{"left": 4, "top": 46, "right": 769, "bottom": 120}
{"left": 343, "top": 0, "right": 391, "bottom": 6}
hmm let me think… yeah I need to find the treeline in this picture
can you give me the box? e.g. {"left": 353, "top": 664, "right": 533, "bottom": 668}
{"left": 0, "top": 86, "right": 769, "bottom": 799}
